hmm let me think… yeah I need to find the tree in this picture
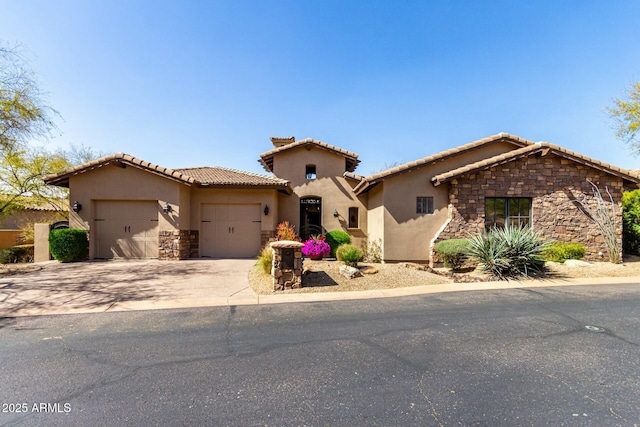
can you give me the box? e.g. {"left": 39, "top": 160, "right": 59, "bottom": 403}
{"left": 1, "top": 42, "right": 58, "bottom": 151}
{"left": 62, "top": 143, "right": 107, "bottom": 166}
{"left": 0, "top": 41, "right": 66, "bottom": 218}
{"left": 0, "top": 145, "right": 70, "bottom": 216}
{"left": 608, "top": 82, "right": 640, "bottom": 155}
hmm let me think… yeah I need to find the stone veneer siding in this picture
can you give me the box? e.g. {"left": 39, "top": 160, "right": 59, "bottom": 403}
{"left": 432, "top": 153, "right": 624, "bottom": 263}
{"left": 261, "top": 230, "right": 275, "bottom": 248}
{"left": 159, "top": 230, "right": 191, "bottom": 260}
{"left": 189, "top": 230, "right": 199, "bottom": 258}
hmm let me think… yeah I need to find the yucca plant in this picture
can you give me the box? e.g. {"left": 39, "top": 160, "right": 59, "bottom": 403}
{"left": 467, "top": 226, "right": 549, "bottom": 280}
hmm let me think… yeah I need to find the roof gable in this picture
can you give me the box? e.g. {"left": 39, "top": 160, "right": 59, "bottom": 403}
{"left": 431, "top": 142, "right": 640, "bottom": 187}
{"left": 354, "top": 132, "right": 534, "bottom": 194}
{"left": 43, "top": 153, "right": 196, "bottom": 188}
{"left": 44, "top": 154, "right": 292, "bottom": 193}
{"left": 259, "top": 138, "right": 360, "bottom": 173}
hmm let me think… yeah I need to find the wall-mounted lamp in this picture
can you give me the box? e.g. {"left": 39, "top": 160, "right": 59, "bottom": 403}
{"left": 264, "top": 205, "right": 269, "bottom": 216}
{"left": 333, "top": 209, "right": 339, "bottom": 217}
{"left": 72, "top": 201, "right": 82, "bottom": 213}
{"left": 163, "top": 202, "right": 172, "bottom": 214}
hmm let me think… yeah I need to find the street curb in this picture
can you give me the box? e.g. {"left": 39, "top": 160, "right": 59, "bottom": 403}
{"left": 9, "top": 275, "right": 638, "bottom": 318}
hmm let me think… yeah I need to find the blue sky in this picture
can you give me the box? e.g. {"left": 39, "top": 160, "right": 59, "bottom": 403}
{"left": 3, "top": 0, "right": 640, "bottom": 175}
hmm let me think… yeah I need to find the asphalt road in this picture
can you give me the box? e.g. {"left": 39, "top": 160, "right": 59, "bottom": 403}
{"left": 1, "top": 284, "right": 639, "bottom": 426}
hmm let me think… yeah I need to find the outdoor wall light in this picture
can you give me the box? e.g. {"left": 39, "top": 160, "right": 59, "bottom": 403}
{"left": 163, "top": 202, "right": 172, "bottom": 214}
{"left": 333, "top": 209, "right": 339, "bottom": 217}
{"left": 264, "top": 205, "right": 269, "bottom": 216}
{"left": 72, "top": 201, "right": 82, "bottom": 213}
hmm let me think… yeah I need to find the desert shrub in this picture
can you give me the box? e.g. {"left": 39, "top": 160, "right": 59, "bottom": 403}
{"left": 542, "top": 242, "right": 586, "bottom": 263}
{"left": 574, "top": 182, "right": 620, "bottom": 263}
{"left": 49, "top": 229, "right": 88, "bottom": 263}
{"left": 361, "top": 238, "right": 382, "bottom": 263}
{"left": 623, "top": 189, "right": 640, "bottom": 256}
{"left": 325, "top": 230, "right": 351, "bottom": 257}
{"left": 275, "top": 221, "right": 300, "bottom": 241}
{"left": 336, "top": 244, "right": 363, "bottom": 266}
{"left": 467, "top": 226, "right": 548, "bottom": 279}
{"left": 0, "top": 245, "right": 34, "bottom": 264}
{"left": 433, "top": 239, "right": 470, "bottom": 271}
{"left": 256, "top": 244, "right": 273, "bottom": 274}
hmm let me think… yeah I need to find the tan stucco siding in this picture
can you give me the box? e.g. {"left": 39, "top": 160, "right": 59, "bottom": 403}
{"left": 68, "top": 164, "right": 185, "bottom": 231}
{"left": 189, "top": 188, "right": 279, "bottom": 233}
{"left": 366, "top": 185, "right": 385, "bottom": 258}
{"left": 272, "top": 146, "right": 350, "bottom": 187}
{"left": 378, "top": 173, "right": 449, "bottom": 261}
{"left": 377, "top": 139, "right": 523, "bottom": 262}
{"left": 272, "top": 146, "right": 368, "bottom": 244}
{"left": 68, "top": 165, "right": 189, "bottom": 258}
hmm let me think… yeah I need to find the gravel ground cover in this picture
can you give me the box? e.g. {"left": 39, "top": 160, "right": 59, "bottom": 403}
{"left": 249, "top": 255, "right": 640, "bottom": 294}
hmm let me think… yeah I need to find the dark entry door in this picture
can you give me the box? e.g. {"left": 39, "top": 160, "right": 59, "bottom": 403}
{"left": 300, "top": 197, "right": 322, "bottom": 240}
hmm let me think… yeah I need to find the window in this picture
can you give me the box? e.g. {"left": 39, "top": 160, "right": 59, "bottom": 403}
{"left": 348, "top": 207, "right": 359, "bottom": 228}
{"left": 416, "top": 197, "right": 434, "bottom": 214}
{"left": 305, "top": 164, "right": 316, "bottom": 180}
{"left": 485, "top": 197, "right": 531, "bottom": 230}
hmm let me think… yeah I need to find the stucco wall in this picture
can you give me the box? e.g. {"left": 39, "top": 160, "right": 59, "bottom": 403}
{"left": 272, "top": 146, "right": 368, "bottom": 246}
{"left": 189, "top": 187, "right": 279, "bottom": 234}
{"left": 68, "top": 164, "right": 185, "bottom": 232}
{"left": 377, "top": 139, "right": 521, "bottom": 262}
{"left": 433, "top": 153, "right": 625, "bottom": 262}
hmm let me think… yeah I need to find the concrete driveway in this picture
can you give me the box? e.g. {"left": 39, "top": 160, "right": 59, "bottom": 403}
{"left": 0, "top": 259, "right": 257, "bottom": 317}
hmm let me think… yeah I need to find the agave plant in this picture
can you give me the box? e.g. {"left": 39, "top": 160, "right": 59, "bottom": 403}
{"left": 467, "top": 226, "right": 550, "bottom": 280}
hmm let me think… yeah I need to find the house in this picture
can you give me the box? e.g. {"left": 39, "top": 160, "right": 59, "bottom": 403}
{"left": 0, "top": 198, "right": 67, "bottom": 249}
{"left": 43, "top": 133, "right": 640, "bottom": 263}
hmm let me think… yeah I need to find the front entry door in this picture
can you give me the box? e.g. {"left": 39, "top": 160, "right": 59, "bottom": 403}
{"left": 300, "top": 197, "right": 322, "bottom": 240}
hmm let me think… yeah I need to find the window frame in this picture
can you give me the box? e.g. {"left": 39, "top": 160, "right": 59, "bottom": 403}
{"left": 305, "top": 164, "right": 317, "bottom": 180}
{"left": 416, "top": 196, "right": 434, "bottom": 215}
{"left": 484, "top": 197, "right": 532, "bottom": 230}
{"left": 348, "top": 207, "right": 359, "bottom": 229}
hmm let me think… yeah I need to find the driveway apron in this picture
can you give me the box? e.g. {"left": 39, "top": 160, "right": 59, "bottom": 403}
{"left": 0, "top": 259, "right": 257, "bottom": 317}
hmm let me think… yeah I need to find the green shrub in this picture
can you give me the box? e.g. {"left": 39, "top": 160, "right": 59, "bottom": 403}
{"left": 542, "top": 242, "right": 586, "bottom": 263}
{"left": 467, "top": 226, "right": 549, "bottom": 280}
{"left": 256, "top": 244, "right": 273, "bottom": 274}
{"left": 336, "top": 244, "right": 362, "bottom": 266}
{"left": 433, "top": 239, "right": 470, "bottom": 271}
{"left": 0, "top": 245, "right": 34, "bottom": 264}
{"left": 623, "top": 189, "right": 640, "bottom": 256}
{"left": 49, "top": 229, "right": 88, "bottom": 263}
{"left": 325, "top": 230, "right": 351, "bottom": 257}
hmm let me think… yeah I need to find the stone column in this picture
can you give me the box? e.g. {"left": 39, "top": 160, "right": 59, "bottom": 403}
{"left": 270, "top": 240, "right": 304, "bottom": 291}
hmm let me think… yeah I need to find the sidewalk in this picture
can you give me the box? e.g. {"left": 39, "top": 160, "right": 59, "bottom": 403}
{"left": 113, "top": 275, "right": 640, "bottom": 312}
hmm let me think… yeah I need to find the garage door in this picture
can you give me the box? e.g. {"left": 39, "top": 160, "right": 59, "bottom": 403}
{"left": 94, "top": 201, "right": 159, "bottom": 259}
{"left": 201, "top": 204, "right": 261, "bottom": 258}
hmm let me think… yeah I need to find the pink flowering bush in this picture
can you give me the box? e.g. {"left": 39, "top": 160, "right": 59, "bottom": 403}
{"left": 301, "top": 237, "right": 330, "bottom": 258}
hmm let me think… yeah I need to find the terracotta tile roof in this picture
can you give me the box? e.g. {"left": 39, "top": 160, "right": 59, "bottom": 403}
{"left": 15, "top": 198, "right": 68, "bottom": 212}
{"left": 174, "top": 166, "right": 291, "bottom": 189}
{"left": 354, "top": 132, "right": 534, "bottom": 194}
{"left": 43, "top": 153, "right": 196, "bottom": 188}
{"left": 44, "top": 153, "right": 292, "bottom": 193}
{"left": 431, "top": 142, "right": 640, "bottom": 186}
{"left": 343, "top": 171, "right": 365, "bottom": 182}
{"left": 259, "top": 138, "right": 360, "bottom": 173}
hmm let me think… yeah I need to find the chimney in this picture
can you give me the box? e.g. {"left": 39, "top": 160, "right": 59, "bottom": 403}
{"left": 270, "top": 136, "right": 295, "bottom": 148}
